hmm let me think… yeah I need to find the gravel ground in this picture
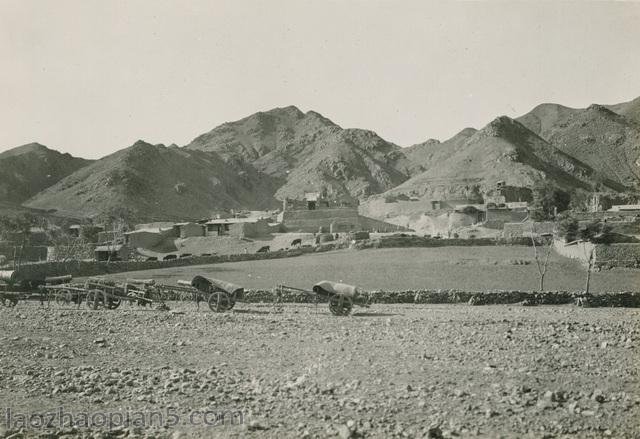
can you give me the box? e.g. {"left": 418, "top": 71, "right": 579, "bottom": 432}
{"left": 0, "top": 302, "right": 638, "bottom": 438}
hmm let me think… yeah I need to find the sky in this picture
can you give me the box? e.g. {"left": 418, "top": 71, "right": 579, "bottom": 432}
{"left": 1, "top": 0, "right": 639, "bottom": 159}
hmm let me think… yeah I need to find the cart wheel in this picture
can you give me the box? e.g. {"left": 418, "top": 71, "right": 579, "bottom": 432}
{"left": 55, "top": 289, "right": 72, "bottom": 305}
{"left": 106, "top": 297, "right": 121, "bottom": 309}
{"left": 86, "top": 290, "right": 103, "bottom": 309}
{"left": 4, "top": 296, "right": 18, "bottom": 307}
{"left": 208, "top": 291, "right": 233, "bottom": 312}
{"left": 272, "top": 290, "right": 284, "bottom": 313}
{"left": 329, "top": 295, "right": 353, "bottom": 316}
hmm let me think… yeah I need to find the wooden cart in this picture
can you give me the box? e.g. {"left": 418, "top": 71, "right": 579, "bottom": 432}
{"left": 277, "top": 280, "right": 369, "bottom": 316}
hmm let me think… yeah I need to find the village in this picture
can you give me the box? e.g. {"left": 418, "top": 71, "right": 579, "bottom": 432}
{"left": 2, "top": 183, "right": 639, "bottom": 275}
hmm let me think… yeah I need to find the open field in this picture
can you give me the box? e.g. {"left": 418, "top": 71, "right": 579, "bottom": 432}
{"left": 101, "top": 247, "right": 640, "bottom": 293}
{"left": 0, "top": 302, "right": 638, "bottom": 438}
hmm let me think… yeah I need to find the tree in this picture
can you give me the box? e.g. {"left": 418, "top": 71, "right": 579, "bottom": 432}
{"left": 0, "top": 213, "right": 37, "bottom": 269}
{"left": 576, "top": 220, "right": 612, "bottom": 294}
{"left": 530, "top": 224, "right": 553, "bottom": 291}
{"left": 568, "top": 189, "right": 590, "bottom": 212}
{"left": 45, "top": 225, "right": 91, "bottom": 263}
{"left": 530, "top": 181, "right": 571, "bottom": 221}
{"left": 557, "top": 215, "right": 579, "bottom": 243}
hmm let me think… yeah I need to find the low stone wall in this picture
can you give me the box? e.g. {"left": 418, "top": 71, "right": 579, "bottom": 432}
{"left": 11, "top": 247, "right": 319, "bottom": 282}
{"left": 0, "top": 245, "right": 48, "bottom": 263}
{"left": 376, "top": 236, "right": 534, "bottom": 248}
{"left": 485, "top": 209, "right": 528, "bottom": 229}
{"left": 282, "top": 208, "right": 360, "bottom": 233}
{"left": 242, "top": 289, "right": 640, "bottom": 307}
{"left": 503, "top": 221, "right": 555, "bottom": 238}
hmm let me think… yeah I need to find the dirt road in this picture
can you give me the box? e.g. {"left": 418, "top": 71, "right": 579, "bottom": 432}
{"left": 1, "top": 302, "right": 638, "bottom": 438}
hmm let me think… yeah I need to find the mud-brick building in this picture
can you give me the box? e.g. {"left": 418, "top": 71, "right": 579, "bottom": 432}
{"left": 94, "top": 244, "right": 131, "bottom": 261}
{"left": 174, "top": 222, "right": 205, "bottom": 238}
{"left": 204, "top": 218, "right": 270, "bottom": 238}
{"left": 280, "top": 193, "right": 403, "bottom": 233}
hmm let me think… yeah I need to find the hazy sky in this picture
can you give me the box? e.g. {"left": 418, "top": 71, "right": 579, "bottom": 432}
{"left": 1, "top": 1, "right": 639, "bottom": 158}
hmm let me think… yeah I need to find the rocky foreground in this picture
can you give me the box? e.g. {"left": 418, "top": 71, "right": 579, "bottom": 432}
{"left": 0, "top": 302, "right": 638, "bottom": 438}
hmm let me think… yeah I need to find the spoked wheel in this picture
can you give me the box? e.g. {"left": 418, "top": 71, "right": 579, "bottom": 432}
{"left": 86, "top": 290, "right": 105, "bottom": 310}
{"left": 208, "top": 291, "right": 233, "bottom": 312}
{"left": 55, "top": 289, "right": 73, "bottom": 306}
{"left": 106, "top": 297, "right": 121, "bottom": 309}
{"left": 272, "top": 290, "right": 284, "bottom": 313}
{"left": 1, "top": 296, "right": 18, "bottom": 307}
{"left": 329, "top": 295, "right": 353, "bottom": 316}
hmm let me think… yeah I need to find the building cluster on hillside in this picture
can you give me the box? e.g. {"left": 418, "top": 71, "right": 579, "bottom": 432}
{"left": 279, "top": 192, "right": 403, "bottom": 234}
{"left": 1, "top": 182, "right": 639, "bottom": 266}
{"left": 404, "top": 181, "right": 640, "bottom": 239}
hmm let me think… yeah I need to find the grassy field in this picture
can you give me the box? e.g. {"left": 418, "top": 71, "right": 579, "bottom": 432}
{"left": 103, "top": 246, "right": 640, "bottom": 293}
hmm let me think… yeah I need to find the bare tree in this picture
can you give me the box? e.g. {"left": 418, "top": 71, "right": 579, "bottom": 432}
{"left": 530, "top": 224, "right": 553, "bottom": 291}
{"left": 578, "top": 221, "right": 609, "bottom": 294}
{"left": 0, "top": 213, "right": 36, "bottom": 270}
{"left": 583, "top": 246, "right": 596, "bottom": 294}
{"left": 106, "top": 218, "right": 127, "bottom": 263}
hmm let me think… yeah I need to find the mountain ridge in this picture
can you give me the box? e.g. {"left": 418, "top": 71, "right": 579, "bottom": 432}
{"left": 0, "top": 143, "right": 92, "bottom": 205}
{"left": 3, "top": 95, "right": 639, "bottom": 222}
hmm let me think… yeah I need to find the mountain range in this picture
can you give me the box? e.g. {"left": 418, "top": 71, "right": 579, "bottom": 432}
{"left": 1, "top": 96, "right": 639, "bottom": 223}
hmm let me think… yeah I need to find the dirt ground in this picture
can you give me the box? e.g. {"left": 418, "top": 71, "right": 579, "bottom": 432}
{"left": 1, "top": 302, "right": 638, "bottom": 438}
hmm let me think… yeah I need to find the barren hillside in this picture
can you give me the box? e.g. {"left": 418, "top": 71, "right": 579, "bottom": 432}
{"left": 186, "top": 106, "right": 410, "bottom": 201}
{"left": 0, "top": 143, "right": 91, "bottom": 204}
{"left": 402, "top": 128, "right": 477, "bottom": 175}
{"left": 606, "top": 96, "right": 640, "bottom": 125}
{"left": 381, "top": 116, "right": 592, "bottom": 201}
{"left": 517, "top": 102, "right": 640, "bottom": 191}
{"left": 24, "top": 141, "right": 281, "bottom": 222}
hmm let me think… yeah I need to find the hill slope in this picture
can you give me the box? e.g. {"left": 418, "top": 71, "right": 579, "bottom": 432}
{"left": 186, "top": 106, "right": 410, "bottom": 201}
{"left": 385, "top": 117, "right": 593, "bottom": 201}
{"left": 402, "top": 128, "right": 478, "bottom": 175}
{"left": 606, "top": 96, "right": 640, "bottom": 125}
{"left": 24, "top": 141, "right": 281, "bottom": 221}
{"left": 0, "top": 143, "right": 91, "bottom": 204}
{"left": 517, "top": 102, "right": 640, "bottom": 191}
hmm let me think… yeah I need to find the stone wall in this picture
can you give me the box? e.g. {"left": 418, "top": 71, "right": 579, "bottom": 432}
{"left": 376, "top": 236, "right": 534, "bottom": 249}
{"left": 11, "top": 247, "right": 320, "bottom": 282}
{"left": 552, "top": 239, "right": 595, "bottom": 266}
{"left": 282, "top": 208, "right": 403, "bottom": 233}
{"left": 282, "top": 208, "right": 361, "bottom": 232}
{"left": 243, "top": 288, "right": 639, "bottom": 307}
{"left": 485, "top": 209, "right": 529, "bottom": 229}
{"left": 0, "top": 245, "right": 48, "bottom": 263}
{"left": 503, "top": 221, "right": 555, "bottom": 238}
{"left": 553, "top": 240, "right": 640, "bottom": 269}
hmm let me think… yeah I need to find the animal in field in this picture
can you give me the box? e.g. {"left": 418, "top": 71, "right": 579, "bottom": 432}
{"left": 290, "top": 238, "right": 302, "bottom": 247}
{"left": 256, "top": 246, "right": 270, "bottom": 253}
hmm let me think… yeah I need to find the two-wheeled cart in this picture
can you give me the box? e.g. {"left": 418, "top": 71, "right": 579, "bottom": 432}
{"left": 276, "top": 280, "right": 369, "bottom": 316}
